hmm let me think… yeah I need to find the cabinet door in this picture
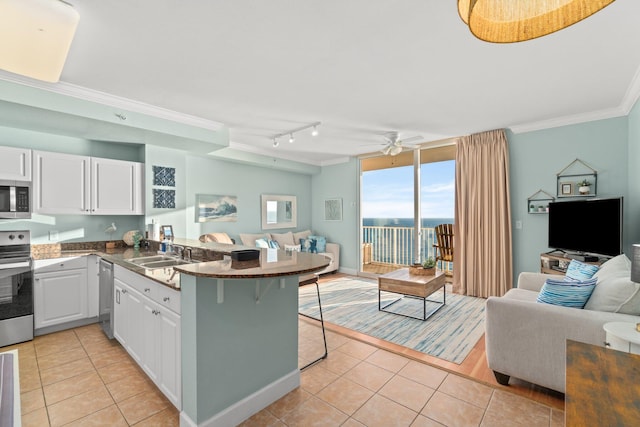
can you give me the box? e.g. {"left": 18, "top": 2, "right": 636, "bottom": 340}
{"left": 123, "top": 286, "right": 144, "bottom": 364}
{"left": 141, "top": 299, "right": 161, "bottom": 383}
{"left": 113, "top": 280, "right": 128, "bottom": 346}
{"left": 91, "top": 158, "right": 144, "bottom": 215}
{"left": 158, "top": 307, "right": 181, "bottom": 409}
{"left": 0, "top": 147, "right": 31, "bottom": 181}
{"left": 113, "top": 280, "right": 144, "bottom": 363}
{"left": 34, "top": 269, "right": 88, "bottom": 329}
{"left": 33, "top": 151, "right": 91, "bottom": 214}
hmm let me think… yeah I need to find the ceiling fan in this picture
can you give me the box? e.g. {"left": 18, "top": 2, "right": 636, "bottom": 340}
{"left": 380, "top": 131, "right": 422, "bottom": 156}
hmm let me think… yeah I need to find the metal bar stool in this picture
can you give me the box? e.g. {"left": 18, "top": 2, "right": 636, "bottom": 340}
{"left": 298, "top": 273, "right": 328, "bottom": 370}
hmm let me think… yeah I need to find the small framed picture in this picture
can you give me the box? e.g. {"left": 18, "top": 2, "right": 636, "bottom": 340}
{"left": 161, "top": 225, "right": 174, "bottom": 241}
{"left": 561, "top": 183, "right": 573, "bottom": 195}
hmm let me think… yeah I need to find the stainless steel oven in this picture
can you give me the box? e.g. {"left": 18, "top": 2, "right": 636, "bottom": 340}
{"left": 0, "top": 231, "right": 33, "bottom": 347}
{"left": 0, "top": 180, "right": 31, "bottom": 219}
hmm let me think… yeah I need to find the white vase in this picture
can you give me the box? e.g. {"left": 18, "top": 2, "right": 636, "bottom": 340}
{"left": 579, "top": 186, "right": 590, "bottom": 195}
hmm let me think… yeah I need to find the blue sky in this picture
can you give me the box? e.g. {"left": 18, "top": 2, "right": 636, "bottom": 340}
{"left": 362, "top": 160, "right": 455, "bottom": 218}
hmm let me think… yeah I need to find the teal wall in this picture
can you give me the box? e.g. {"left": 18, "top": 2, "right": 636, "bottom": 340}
{"left": 181, "top": 275, "right": 299, "bottom": 423}
{"left": 628, "top": 100, "right": 640, "bottom": 248}
{"left": 311, "top": 158, "right": 359, "bottom": 272}
{"left": 0, "top": 125, "right": 145, "bottom": 243}
{"left": 508, "top": 117, "right": 630, "bottom": 284}
{"left": 144, "top": 146, "right": 313, "bottom": 244}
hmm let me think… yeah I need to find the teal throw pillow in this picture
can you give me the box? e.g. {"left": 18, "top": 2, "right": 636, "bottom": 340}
{"left": 565, "top": 260, "right": 599, "bottom": 281}
{"left": 308, "top": 235, "right": 326, "bottom": 253}
{"left": 536, "top": 277, "right": 597, "bottom": 308}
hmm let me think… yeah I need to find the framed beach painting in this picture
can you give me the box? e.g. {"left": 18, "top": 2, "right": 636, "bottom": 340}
{"left": 324, "top": 198, "right": 343, "bottom": 221}
{"left": 195, "top": 194, "right": 238, "bottom": 222}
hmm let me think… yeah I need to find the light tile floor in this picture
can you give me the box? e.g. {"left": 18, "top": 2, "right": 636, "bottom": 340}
{"left": 2, "top": 320, "right": 564, "bottom": 426}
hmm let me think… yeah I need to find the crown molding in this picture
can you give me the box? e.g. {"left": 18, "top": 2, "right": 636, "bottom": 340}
{"left": 318, "top": 157, "right": 351, "bottom": 166}
{"left": 508, "top": 106, "right": 627, "bottom": 134}
{"left": 510, "top": 63, "right": 640, "bottom": 134}
{"left": 228, "top": 141, "right": 321, "bottom": 166}
{"left": 0, "top": 71, "right": 224, "bottom": 131}
{"left": 620, "top": 63, "right": 640, "bottom": 115}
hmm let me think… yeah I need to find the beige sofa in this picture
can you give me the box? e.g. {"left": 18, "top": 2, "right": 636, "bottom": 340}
{"left": 485, "top": 254, "right": 640, "bottom": 393}
{"left": 237, "top": 230, "right": 340, "bottom": 275}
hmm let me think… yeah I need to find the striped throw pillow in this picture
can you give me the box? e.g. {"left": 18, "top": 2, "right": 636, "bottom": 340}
{"left": 565, "top": 260, "right": 599, "bottom": 281}
{"left": 536, "top": 277, "right": 597, "bottom": 308}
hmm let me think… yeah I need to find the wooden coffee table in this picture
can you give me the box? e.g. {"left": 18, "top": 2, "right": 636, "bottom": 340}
{"left": 378, "top": 269, "right": 446, "bottom": 321}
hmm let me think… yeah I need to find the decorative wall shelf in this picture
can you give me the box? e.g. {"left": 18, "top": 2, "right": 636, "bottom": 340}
{"left": 527, "top": 189, "right": 555, "bottom": 214}
{"left": 556, "top": 159, "right": 597, "bottom": 198}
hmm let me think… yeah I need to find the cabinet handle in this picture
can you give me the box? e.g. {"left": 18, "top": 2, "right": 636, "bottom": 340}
{"left": 116, "top": 290, "right": 120, "bottom": 304}
{"left": 122, "top": 289, "right": 127, "bottom": 294}
{"left": 163, "top": 297, "right": 170, "bottom": 302}
{"left": 604, "top": 341, "right": 611, "bottom": 347}
{"left": 155, "top": 310, "right": 160, "bottom": 316}
{"left": 144, "top": 288, "right": 150, "bottom": 293}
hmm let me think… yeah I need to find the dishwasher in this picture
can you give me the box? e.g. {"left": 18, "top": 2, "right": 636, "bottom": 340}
{"left": 98, "top": 259, "right": 114, "bottom": 339}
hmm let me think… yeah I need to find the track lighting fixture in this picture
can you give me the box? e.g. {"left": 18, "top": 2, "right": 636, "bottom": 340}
{"left": 271, "top": 121, "right": 321, "bottom": 148}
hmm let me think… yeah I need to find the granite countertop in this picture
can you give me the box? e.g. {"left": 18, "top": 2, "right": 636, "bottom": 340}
{"left": 32, "top": 238, "right": 329, "bottom": 289}
{"left": 174, "top": 249, "right": 329, "bottom": 279}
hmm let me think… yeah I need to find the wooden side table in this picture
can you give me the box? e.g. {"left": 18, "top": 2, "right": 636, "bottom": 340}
{"left": 566, "top": 340, "right": 640, "bottom": 425}
{"left": 378, "top": 269, "right": 446, "bottom": 321}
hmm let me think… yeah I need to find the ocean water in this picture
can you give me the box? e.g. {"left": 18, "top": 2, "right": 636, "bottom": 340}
{"left": 363, "top": 218, "right": 454, "bottom": 228}
{"left": 362, "top": 218, "right": 454, "bottom": 264}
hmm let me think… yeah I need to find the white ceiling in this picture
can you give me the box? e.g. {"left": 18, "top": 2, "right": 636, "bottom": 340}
{"left": 11, "top": 1, "right": 640, "bottom": 165}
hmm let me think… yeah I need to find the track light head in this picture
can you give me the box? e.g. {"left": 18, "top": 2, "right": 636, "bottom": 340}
{"left": 288, "top": 134, "right": 295, "bottom": 143}
{"left": 273, "top": 138, "right": 279, "bottom": 147}
{"left": 311, "top": 126, "right": 319, "bottom": 137}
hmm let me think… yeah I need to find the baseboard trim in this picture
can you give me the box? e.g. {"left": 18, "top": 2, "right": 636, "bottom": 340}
{"left": 339, "top": 267, "right": 357, "bottom": 276}
{"left": 179, "top": 369, "right": 300, "bottom": 427}
{"left": 34, "top": 317, "right": 98, "bottom": 337}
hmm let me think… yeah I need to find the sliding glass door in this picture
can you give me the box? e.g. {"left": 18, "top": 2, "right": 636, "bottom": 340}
{"left": 360, "top": 144, "right": 456, "bottom": 276}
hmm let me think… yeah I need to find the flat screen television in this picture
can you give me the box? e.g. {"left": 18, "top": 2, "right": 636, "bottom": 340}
{"left": 548, "top": 197, "right": 623, "bottom": 257}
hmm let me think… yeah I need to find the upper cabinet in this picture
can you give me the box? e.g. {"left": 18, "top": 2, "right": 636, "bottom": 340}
{"left": 91, "top": 157, "right": 144, "bottom": 215}
{"left": 0, "top": 146, "right": 31, "bottom": 181}
{"left": 33, "top": 151, "right": 144, "bottom": 215}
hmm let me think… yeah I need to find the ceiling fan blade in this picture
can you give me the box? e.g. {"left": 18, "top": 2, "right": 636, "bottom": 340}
{"left": 399, "top": 135, "right": 423, "bottom": 145}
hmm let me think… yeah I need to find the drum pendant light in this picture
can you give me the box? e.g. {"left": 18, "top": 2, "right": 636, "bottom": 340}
{"left": 458, "top": 0, "right": 615, "bottom": 43}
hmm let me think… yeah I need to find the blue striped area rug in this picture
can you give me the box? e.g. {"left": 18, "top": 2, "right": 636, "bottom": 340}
{"left": 299, "top": 276, "right": 486, "bottom": 364}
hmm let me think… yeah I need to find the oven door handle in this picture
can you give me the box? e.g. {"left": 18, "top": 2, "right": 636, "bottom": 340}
{"left": 0, "top": 260, "right": 31, "bottom": 270}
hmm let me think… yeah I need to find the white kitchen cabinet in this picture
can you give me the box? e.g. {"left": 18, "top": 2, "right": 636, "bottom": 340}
{"left": 33, "top": 150, "right": 144, "bottom": 215}
{"left": 34, "top": 268, "right": 88, "bottom": 329}
{"left": 113, "top": 265, "right": 181, "bottom": 409}
{"left": 0, "top": 146, "right": 31, "bottom": 181}
{"left": 91, "top": 157, "right": 144, "bottom": 215}
{"left": 33, "top": 151, "right": 90, "bottom": 214}
{"left": 113, "top": 278, "right": 144, "bottom": 364}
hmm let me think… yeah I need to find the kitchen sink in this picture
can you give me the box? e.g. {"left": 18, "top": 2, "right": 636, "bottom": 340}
{"left": 138, "top": 259, "right": 193, "bottom": 268}
{"left": 125, "top": 255, "right": 173, "bottom": 265}
{"left": 124, "top": 255, "right": 197, "bottom": 269}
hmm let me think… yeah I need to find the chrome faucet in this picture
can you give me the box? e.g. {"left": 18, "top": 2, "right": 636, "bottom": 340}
{"left": 183, "top": 247, "right": 193, "bottom": 262}
{"left": 172, "top": 244, "right": 184, "bottom": 258}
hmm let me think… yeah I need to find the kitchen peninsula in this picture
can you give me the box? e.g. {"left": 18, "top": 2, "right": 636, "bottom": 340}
{"left": 174, "top": 246, "right": 329, "bottom": 427}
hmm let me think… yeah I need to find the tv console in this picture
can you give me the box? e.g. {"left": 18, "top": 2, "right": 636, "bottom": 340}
{"left": 540, "top": 251, "right": 604, "bottom": 276}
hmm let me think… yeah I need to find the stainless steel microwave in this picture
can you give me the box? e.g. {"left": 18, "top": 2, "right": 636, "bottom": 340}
{"left": 0, "top": 180, "right": 31, "bottom": 219}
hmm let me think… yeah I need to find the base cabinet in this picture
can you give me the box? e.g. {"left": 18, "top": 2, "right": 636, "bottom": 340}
{"left": 113, "top": 266, "right": 181, "bottom": 409}
{"left": 34, "top": 257, "right": 92, "bottom": 331}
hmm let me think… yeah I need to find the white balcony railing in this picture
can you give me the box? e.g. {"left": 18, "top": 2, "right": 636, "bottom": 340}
{"left": 362, "top": 226, "right": 453, "bottom": 272}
